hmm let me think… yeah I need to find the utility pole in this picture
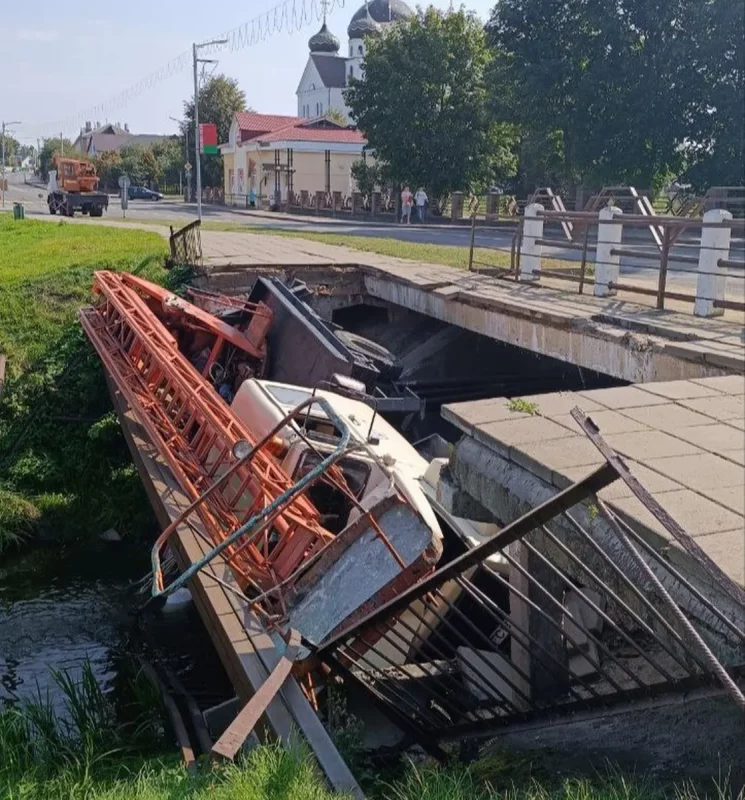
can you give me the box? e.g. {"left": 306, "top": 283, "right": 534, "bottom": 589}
{"left": 1, "top": 120, "right": 22, "bottom": 208}
{"left": 192, "top": 38, "right": 227, "bottom": 222}
{"left": 60, "top": 132, "right": 64, "bottom": 156}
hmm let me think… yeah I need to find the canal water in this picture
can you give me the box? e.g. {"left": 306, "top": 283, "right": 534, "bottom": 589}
{"left": 0, "top": 539, "right": 232, "bottom": 717}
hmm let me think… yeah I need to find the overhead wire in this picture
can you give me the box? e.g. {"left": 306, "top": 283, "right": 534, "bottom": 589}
{"left": 29, "top": 0, "right": 346, "bottom": 139}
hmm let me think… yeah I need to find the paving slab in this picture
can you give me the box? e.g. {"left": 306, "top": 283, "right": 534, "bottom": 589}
{"left": 644, "top": 489, "right": 744, "bottom": 537}
{"left": 637, "top": 381, "right": 724, "bottom": 400}
{"left": 706, "top": 486, "right": 745, "bottom": 516}
{"left": 604, "top": 430, "right": 703, "bottom": 461}
{"left": 442, "top": 398, "right": 528, "bottom": 432}
{"left": 694, "top": 530, "right": 745, "bottom": 585}
{"left": 671, "top": 424, "right": 745, "bottom": 454}
{"left": 679, "top": 394, "right": 745, "bottom": 421}
{"left": 619, "top": 403, "right": 718, "bottom": 433}
{"left": 578, "top": 386, "right": 670, "bottom": 410}
{"left": 447, "top": 377, "right": 744, "bottom": 589}
{"left": 645, "top": 453, "right": 744, "bottom": 491}
{"left": 690, "top": 375, "right": 745, "bottom": 394}
{"left": 476, "top": 417, "right": 577, "bottom": 449}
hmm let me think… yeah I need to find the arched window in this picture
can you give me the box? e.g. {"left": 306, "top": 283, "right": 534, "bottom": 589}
{"left": 349, "top": 65, "right": 354, "bottom": 79}
{"left": 358, "top": 45, "right": 363, "bottom": 55}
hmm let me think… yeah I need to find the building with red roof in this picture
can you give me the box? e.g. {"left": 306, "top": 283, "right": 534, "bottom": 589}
{"left": 220, "top": 112, "right": 368, "bottom": 203}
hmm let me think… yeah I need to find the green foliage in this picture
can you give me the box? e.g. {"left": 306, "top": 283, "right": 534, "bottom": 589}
{"left": 0, "top": 670, "right": 344, "bottom": 800}
{"left": 325, "top": 108, "right": 349, "bottom": 126}
{"left": 182, "top": 74, "right": 250, "bottom": 188}
{"left": 38, "top": 138, "right": 76, "bottom": 180}
{"left": 508, "top": 398, "right": 539, "bottom": 415}
{"left": 486, "top": 0, "right": 744, "bottom": 192}
{"left": 350, "top": 159, "right": 387, "bottom": 198}
{"left": 1, "top": 134, "right": 20, "bottom": 164}
{"left": 345, "top": 8, "right": 518, "bottom": 206}
{"left": 0, "top": 217, "right": 167, "bottom": 546}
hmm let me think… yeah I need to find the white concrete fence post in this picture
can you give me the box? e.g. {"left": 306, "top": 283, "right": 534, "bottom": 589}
{"left": 519, "top": 202, "right": 544, "bottom": 281}
{"left": 594, "top": 205, "right": 623, "bottom": 297}
{"left": 694, "top": 209, "right": 732, "bottom": 318}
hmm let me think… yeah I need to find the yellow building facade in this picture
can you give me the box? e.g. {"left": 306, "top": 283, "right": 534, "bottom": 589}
{"left": 220, "top": 113, "right": 368, "bottom": 202}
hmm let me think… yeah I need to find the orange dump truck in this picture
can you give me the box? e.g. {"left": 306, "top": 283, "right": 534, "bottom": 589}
{"left": 47, "top": 157, "right": 109, "bottom": 217}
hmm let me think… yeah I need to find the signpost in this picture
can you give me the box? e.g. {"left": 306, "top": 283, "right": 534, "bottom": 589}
{"left": 118, "top": 174, "right": 130, "bottom": 218}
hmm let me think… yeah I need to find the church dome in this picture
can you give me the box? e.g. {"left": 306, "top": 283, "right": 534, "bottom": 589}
{"left": 348, "top": 6, "right": 383, "bottom": 39}
{"left": 308, "top": 21, "right": 340, "bottom": 53}
{"left": 348, "top": 0, "right": 413, "bottom": 33}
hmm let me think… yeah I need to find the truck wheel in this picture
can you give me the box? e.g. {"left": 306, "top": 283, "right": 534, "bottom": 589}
{"left": 48, "top": 201, "right": 57, "bottom": 215}
{"left": 90, "top": 207, "right": 103, "bottom": 218}
{"left": 65, "top": 204, "right": 74, "bottom": 218}
{"left": 336, "top": 330, "right": 402, "bottom": 381}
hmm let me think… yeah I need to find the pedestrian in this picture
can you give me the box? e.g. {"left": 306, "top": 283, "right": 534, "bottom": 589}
{"left": 400, "top": 184, "right": 413, "bottom": 224}
{"left": 248, "top": 187, "right": 256, "bottom": 208}
{"left": 415, "top": 186, "right": 428, "bottom": 223}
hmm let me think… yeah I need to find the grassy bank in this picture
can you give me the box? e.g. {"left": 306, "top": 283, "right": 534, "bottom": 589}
{"left": 0, "top": 216, "right": 168, "bottom": 552}
{"left": 1, "top": 661, "right": 737, "bottom": 800}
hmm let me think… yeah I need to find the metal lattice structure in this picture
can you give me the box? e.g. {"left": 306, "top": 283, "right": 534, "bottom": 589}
{"left": 80, "top": 270, "right": 337, "bottom": 598}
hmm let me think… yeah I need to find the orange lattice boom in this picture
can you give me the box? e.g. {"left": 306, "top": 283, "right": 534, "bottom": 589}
{"left": 79, "top": 270, "right": 336, "bottom": 595}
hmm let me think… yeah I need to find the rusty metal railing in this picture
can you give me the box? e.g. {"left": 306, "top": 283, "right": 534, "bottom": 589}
{"left": 167, "top": 219, "right": 203, "bottom": 273}
{"left": 309, "top": 410, "right": 745, "bottom": 755}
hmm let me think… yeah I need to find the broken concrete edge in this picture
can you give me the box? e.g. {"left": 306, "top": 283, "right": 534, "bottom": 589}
{"left": 192, "top": 261, "right": 743, "bottom": 379}
{"left": 445, "top": 434, "right": 745, "bottom": 651}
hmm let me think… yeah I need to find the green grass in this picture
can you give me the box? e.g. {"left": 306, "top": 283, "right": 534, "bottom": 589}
{"left": 508, "top": 398, "right": 540, "bottom": 415}
{"left": 1, "top": 660, "right": 738, "bottom": 800}
{"left": 0, "top": 216, "right": 168, "bottom": 552}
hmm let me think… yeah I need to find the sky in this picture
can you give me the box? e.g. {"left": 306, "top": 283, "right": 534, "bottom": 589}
{"left": 2, "top": 0, "right": 495, "bottom": 147}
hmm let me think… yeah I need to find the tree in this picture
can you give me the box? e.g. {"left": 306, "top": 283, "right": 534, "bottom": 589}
{"left": 486, "top": 0, "right": 744, "bottom": 193}
{"left": 345, "top": 8, "right": 518, "bottom": 206}
{"left": 93, "top": 150, "right": 123, "bottom": 191}
{"left": 351, "top": 159, "right": 387, "bottom": 199}
{"left": 1, "top": 136, "right": 20, "bottom": 166}
{"left": 38, "top": 138, "right": 75, "bottom": 179}
{"left": 324, "top": 108, "right": 349, "bottom": 126}
{"left": 679, "top": 0, "right": 744, "bottom": 189}
{"left": 182, "top": 74, "right": 249, "bottom": 188}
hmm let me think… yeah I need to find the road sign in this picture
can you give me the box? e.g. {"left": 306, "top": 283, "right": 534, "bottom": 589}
{"left": 199, "top": 123, "right": 218, "bottom": 155}
{"left": 184, "top": 162, "right": 192, "bottom": 174}
{"left": 118, "top": 174, "right": 131, "bottom": 190}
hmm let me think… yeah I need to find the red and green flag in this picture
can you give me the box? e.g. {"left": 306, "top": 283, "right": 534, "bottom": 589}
{"left": 199, "top": 123, "right": 218, "bottom": 155}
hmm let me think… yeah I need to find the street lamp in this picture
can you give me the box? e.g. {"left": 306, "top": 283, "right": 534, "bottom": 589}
{"left": 1, "top": 121, "right": 22, "bottom": 208}
{"left": 193, "top": 38, "right": 228, "bottom": 221}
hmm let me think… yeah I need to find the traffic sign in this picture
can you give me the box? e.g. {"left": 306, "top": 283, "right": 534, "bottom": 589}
{"left": 184, "top": 162, "right": 192, "bottom": 174}
{"left": 118, "top": 174, "right": 131, "bottom": 190}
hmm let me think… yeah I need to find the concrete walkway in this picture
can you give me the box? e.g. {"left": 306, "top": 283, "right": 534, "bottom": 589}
{"left": 443, "top": 376, "right": 745, "bottom": 587}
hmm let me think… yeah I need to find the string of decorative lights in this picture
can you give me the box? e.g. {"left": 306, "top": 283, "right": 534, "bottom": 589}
{"left": 29, "top": 0, "right": 345, "bottom": 139}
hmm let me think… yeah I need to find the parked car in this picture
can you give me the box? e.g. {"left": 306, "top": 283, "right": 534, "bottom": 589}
{"left": 127, "top": 186, "right": 163, "bottom": 201}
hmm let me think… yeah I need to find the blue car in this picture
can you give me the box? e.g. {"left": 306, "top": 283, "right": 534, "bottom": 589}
{"left": 127, "top": 186, "right": 163, "bottom": 201}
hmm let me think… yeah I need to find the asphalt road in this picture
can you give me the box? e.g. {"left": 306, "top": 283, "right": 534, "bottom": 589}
{"left": 5, "top": 172, "right": 743, "bottom": 298}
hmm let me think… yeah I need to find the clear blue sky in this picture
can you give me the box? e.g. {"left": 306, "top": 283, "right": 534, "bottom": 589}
{"left": 3, "top": 0, "right": 495, "bottom": 145}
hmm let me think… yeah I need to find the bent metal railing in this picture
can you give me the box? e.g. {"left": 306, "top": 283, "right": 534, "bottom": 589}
{"left": 309, "top": 410, "right": 745, "bottom": 757}
{"left": 167, "top": 219, "right": 203, "bottom": 272}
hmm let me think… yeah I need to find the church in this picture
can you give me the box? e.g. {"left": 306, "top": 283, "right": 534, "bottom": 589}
{"left": 296, "top": 0, "right": 414, "bottom": 122}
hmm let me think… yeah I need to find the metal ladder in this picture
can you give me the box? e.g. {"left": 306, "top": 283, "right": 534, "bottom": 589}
{"left": 80, "top": 270, "right": 337, "bottom": 597}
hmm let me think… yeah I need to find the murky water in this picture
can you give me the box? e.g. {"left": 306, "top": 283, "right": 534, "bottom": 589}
{"left": 0, "top": 541, "right": 232, "bottom": 715}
